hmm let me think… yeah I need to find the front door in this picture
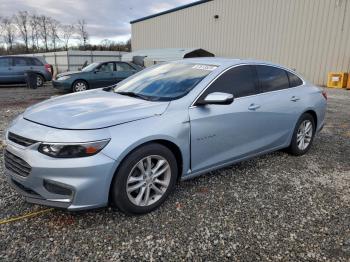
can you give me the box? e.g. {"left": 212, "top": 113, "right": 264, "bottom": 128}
{"left": 189, "top": 65, "right": 264, "bottom": 173}
{"left": 92, "top": 62, "right": 115, "bottom": 88}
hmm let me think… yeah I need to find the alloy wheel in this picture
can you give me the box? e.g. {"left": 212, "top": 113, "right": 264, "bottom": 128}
{"left": 74, "top": 82, "right": 87, "bottom": 92}
{"left": 37, "top": 76, "right": 43, "bottom": 87}
{"left": 126, "top": 155, "right": 171, "bottom": 207}
{"left": 297, "top": 120, "right": 313, "bottom": 150}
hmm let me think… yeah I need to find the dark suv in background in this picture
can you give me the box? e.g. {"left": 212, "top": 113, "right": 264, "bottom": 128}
{"left": 0, "top": 56, "right": 52, "bottom": 87}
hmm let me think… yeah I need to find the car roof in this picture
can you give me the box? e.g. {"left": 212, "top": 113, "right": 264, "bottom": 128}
{"left": 0, "top": 55, "right": 44, "bottom": 61}
{"left": 95, "top": 61, "right": 129, "bottom": 64}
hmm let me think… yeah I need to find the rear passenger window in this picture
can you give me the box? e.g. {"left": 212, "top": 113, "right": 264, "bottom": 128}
{"left": 287, "top": 71, "right": 303, "bottom": 87}
{"left": 0, "top": 58, "right": 11, "bottom": 67}
{"left": 29, "top": 58, "right": 43, "bottom": 66}
{"left": 256, "top": 65, "right": 289, "bottom": 92}
{"left": 116, "top": 63, "right": 134, "bottom": 71}
{"left": 199, "top": 65, "right": 258, "bottom": 100}
{"left": 13, "top": 57, "right": 28, "bottom": 66}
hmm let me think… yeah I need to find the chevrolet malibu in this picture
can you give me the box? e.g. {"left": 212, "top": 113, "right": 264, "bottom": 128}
{"left": 4, "top": 58, "right": 327, "bottom": 214}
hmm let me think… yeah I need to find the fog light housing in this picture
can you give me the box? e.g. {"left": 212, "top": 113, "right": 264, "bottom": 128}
{"left": 43, "top": 180, "right": 73, "bottom": 196}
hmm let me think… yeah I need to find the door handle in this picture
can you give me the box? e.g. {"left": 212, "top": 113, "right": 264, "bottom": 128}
{"left": 290, "top": 96, "right": 300, "bottom": 102}
{"left": 248, "top": 103, "right": 261, "bottom": 111}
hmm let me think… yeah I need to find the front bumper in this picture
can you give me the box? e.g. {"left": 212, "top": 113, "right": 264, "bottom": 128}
{"left": 52, "top": 80, "right": 72, "bottom": 91}
{"left": 3, "top": 133, "right": 117, "bottom": 211}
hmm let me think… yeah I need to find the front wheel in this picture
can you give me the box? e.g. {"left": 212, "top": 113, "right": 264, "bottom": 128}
{"left": 110, "top": 143, "right": 178, "bottom": 215}
{"left": 288, "top": 113, "right": 315, "bottom": 156}
{"left": 72, "top": 80, "right": 88, "bottom": 92}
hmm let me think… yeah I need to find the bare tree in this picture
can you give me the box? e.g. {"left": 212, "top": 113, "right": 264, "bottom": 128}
{"left": 60, "top": 24, "right": 75, "bottom": 50}
{"left": 13, "top": 11, "right": 29, "bottom": 53}
{"left": 100, "top": 39, "right": 113, "bottom": 50}
{"left": 38, "top": 15, "right": 50, "bottom": 51}
{"left": 1, "top": 17, "right": 16, "bottom": 53}
{"left": 76, "top": 19, "right": 88, "bottom": 50}
{"left": 48, "top": 18, "right": 60, "bottom": 51}
{"left": 126, "top": 38, "right": 131, "bottom": 51}
{"left": 29, "top": 14, "right": 40, "bottom": 50}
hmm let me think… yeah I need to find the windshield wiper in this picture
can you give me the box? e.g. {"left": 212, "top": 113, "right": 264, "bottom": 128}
{"left": 115, "top": 91, "right": 151, "bottom": 100}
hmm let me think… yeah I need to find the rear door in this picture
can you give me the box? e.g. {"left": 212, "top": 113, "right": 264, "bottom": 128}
{"left": 114, "top": 62, "right": 136, "bottom": 83}
{"left": 253, "top": 65, "right": 301, "bottom": 148}
{"left": 12, "top": 57, "right": 31, "bottom": 82}
{"left": 0, "top": 57, "right": 12, "bottom": 83}
{"left": 189, "top": 65, "right": 266, "bottom": 173}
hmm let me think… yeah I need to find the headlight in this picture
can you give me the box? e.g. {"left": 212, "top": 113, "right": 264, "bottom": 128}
{"left": 38, "top": 139, "right": 110, "bottom": 158}
{"left": 57, "top": 76, "right": 71, "bottom": 81}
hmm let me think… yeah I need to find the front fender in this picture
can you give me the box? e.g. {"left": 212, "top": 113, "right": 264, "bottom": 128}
{"left": 102, "top": 113, "right": 190, "bottom": 178}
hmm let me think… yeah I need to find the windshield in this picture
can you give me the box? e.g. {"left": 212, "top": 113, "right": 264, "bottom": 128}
{"left": 113, "top": 63, "right": 216, "bottom": 101}
{"left": 82, "top": 62, "right": 99, "bottom": 72}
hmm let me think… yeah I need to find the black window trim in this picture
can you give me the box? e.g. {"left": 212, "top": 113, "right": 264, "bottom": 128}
{"left": 190, "top": 63, "right": 305, "bottom": 108}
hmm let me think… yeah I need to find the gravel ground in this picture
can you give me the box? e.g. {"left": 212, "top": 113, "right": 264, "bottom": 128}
{"left": 0, "top": 85, "right": 349, "bottom": 261}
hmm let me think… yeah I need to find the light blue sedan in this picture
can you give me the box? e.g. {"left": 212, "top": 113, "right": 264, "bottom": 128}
{"left": 4, "top": 58, "right": 327, "bottom": 214}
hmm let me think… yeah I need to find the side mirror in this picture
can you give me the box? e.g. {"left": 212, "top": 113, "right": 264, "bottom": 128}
{"left": 94, "top": 69, "right": 100, "bottom": 74}
{"left": 197, "top": 92, "right": 234, "bottom": 105}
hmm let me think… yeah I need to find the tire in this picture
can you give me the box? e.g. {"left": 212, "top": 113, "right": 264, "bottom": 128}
{"left": 36, "top": 74, "right": 45, "bottom": 87}
{"left": 72, "top": 80, "right": 88, "bottom": 92}
{"left": 288, "top": 113, "right": 315, "bottom": 156}
{"left": 110, "top": 143, "right": 178, "bottom": 215}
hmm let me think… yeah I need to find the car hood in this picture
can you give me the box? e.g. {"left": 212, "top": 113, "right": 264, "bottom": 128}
{"left": 56, "top": 71, "right": 83, "bottom": 78}
{"left": 23, "top": 90, "right": 170, "bottom": 130}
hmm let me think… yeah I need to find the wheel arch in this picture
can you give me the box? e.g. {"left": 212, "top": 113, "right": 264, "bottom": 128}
{"left": 108, "top": 138, "right": 184, "bottom": 203}
{"left": 302, "top": 109, "right": 318, "bottom": 130}
{"left": 33, "top": 72, "right": 45, "bottom": 84}
{"left": 287, "top": 109, "right": 319, "bottom": 147}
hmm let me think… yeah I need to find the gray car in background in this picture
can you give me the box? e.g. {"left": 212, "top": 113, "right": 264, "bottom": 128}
{"left": 4, "top": 58, "right": 327, "bottom": 215}
{"left": 0, "top": 56, "right": 52, "bottom": 86}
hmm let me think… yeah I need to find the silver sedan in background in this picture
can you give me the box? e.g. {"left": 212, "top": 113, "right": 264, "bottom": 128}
{"left": 4, "top": 58, "right": 327, "bottom": 214}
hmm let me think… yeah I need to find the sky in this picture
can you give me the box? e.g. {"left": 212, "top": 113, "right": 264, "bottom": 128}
{"left": 0, "top": 0, "right": 196, "bottom": 44}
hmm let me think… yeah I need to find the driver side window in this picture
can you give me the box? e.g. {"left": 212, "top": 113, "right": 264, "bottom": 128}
{"left": 198, "top": 65, "right": 259, "bottom": 103}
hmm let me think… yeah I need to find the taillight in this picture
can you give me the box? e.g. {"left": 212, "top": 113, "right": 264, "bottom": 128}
{"left": 45, "top": 64, "right": 52, "bottom": 74}
{"left": 322, "top": 90, "right": 327, "bottom": 100}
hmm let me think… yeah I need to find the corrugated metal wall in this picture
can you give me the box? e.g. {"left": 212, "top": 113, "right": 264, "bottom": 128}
{"left": 131, "top": 0, "right": 350, "bottom": 85}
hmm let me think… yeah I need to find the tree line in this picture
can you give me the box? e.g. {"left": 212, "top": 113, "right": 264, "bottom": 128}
{"left": 0, "top": 11, "right": 131, "bottom": 55}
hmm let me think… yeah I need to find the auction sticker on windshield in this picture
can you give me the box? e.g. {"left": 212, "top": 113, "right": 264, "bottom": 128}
{"left": 192, "top": 65, "right": 217, "bottom": 71}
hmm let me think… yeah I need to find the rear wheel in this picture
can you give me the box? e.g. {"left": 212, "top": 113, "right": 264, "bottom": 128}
{"left": 72, "top": 80, "right": 88, "bottom": 92}
{"left": 288, "top": 113, "right": 315, "bottom": 156}
{"left": 110, "top": 143, "right": 178, "bottom": 215}
{"left": 36, "top": 74, "right": 44, "bottom": 87}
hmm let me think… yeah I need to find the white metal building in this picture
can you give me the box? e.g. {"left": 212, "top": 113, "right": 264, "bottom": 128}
{"left": 131, "top": 0, "right": 350, "bottom": 86}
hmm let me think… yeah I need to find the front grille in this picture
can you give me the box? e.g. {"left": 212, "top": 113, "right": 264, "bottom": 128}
{"left": 4, "top": 150, "right": 31, "bottom": 177}
{"left": 8, "top": 132, "right": 38, "bottom": 147}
